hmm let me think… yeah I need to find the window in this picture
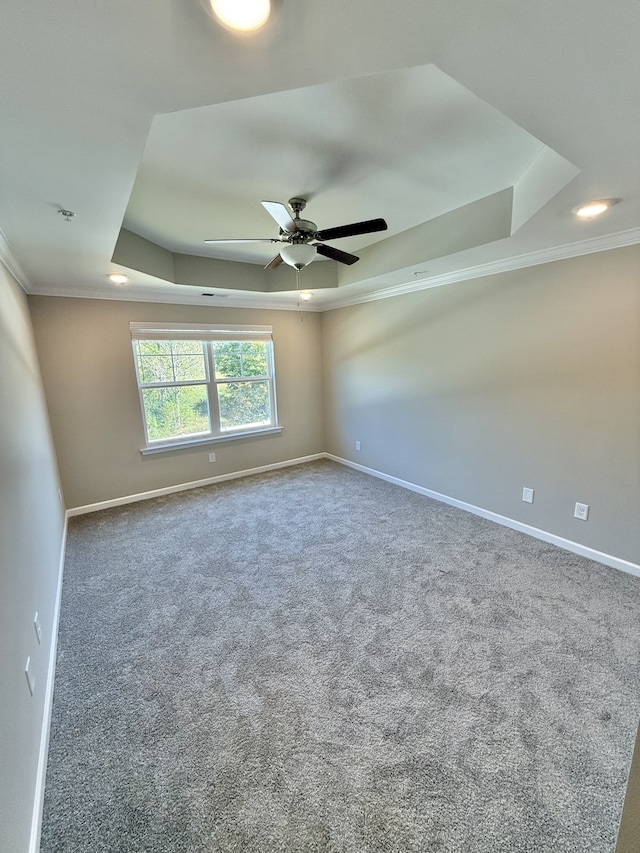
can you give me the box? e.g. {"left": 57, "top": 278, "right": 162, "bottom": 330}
{"left": 130, "top": 323, "right": 279, "bottom": 452}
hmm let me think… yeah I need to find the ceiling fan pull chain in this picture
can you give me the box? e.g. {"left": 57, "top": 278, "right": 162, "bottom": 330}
{"left": 296, "top": 267, "right": 304, "bottom": 322}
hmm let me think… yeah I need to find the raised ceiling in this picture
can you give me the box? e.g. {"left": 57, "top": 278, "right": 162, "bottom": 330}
{"left": 0, "top": 0, "right": 639, "bottom": 310}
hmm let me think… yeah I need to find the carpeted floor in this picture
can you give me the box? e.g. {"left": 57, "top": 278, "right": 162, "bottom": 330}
{"left": 40, "top": 460, "right": 640, "bottom": 852}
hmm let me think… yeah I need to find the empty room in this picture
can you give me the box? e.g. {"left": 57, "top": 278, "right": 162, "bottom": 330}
{"left": 1, "top": 1, "right": 639, "bottom": 851}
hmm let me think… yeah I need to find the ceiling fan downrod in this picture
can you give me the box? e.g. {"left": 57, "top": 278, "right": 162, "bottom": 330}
{"left": 287, "top": 198, "right": 317, "bottom": 241}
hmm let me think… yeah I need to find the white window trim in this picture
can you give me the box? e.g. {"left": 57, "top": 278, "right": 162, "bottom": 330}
{"left": 130, "top": 321, "right": 273, "bottom": 341}
{"left": 130, "top": 322, "right": 280, "bottom": 453}
{"left": 139, "top": 426, "right": 284, "bottom": 456}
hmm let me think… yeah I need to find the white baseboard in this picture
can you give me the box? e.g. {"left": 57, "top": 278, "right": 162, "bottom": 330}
{"left": 327, "top": 454, "right": 640, "bottom": 579}
{"left": 29, "top": 513, "right": 68, "bottom": 853}
{"left": 67, "top": 449, "right": 640, "bottom": 575}
{"left": 67, "top": 454, "right": 326, "bottom": 516}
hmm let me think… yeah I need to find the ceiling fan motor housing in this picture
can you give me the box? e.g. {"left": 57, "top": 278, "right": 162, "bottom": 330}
{"left": 288, "top": 220, "right": 317, "bottom": 241}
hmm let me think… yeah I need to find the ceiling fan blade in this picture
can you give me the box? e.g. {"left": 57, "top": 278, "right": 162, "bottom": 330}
{"left": 261, "top": 201, "right": 296, "bottom": 233}
{"left": 204, "top": 238, "right": 280, "bottom": 244}
{"left": 264, "top": 253, "right": 283, "bottom": 270}
{"left": 315, "top": 217, "right": 388, "bottom": 242}
{"left": 315, "top": 243, "right": 359, "bottom": 265}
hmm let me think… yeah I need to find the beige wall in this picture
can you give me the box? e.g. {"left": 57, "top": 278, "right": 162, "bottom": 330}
{"left": 322, "top": 245, "right": 640, "bottom": 565}
{"left": 29, "top": 297, "right": 325, "bottom": 509}
{"left": 0, "top": 264, "right": 65, "bottom": 852}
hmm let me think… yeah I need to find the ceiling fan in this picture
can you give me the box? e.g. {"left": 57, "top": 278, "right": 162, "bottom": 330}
{"left": 205, "top": 197, "right": 388, "bottom": 270}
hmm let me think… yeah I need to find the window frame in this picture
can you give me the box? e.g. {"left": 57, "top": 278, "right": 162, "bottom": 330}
{"left": 130, "top": 323, "right": 280, "bottom": 454}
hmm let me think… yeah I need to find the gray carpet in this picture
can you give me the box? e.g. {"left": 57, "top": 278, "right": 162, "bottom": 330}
{"left": 40, "top": 460, "right": 640, "bottom": 852}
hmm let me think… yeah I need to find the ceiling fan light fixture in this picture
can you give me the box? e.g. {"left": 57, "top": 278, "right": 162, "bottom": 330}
{"left": 279, "top": 243, "right": 316, "bottom": 270}
{"left": 209, "top": 0, "right": 271, "bottom": 32}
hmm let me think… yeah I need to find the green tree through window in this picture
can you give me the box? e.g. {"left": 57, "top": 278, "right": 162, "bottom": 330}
{"left": 132, "top": 329, "right": 277, "bottom": 447}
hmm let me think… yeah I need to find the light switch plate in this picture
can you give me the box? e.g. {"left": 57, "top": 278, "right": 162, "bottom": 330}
{"left": 34, "top": 612, "right": 42, "bottom": 644}
{"left": 25, "top": 657, "right": 35, "bottom": 696}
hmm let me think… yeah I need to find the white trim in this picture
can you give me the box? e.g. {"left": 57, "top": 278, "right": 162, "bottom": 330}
{"left": 67, "top": 450, "right": 639, "bottom": 575}
{"left": 67, "top": 454, "right": 326, "bottom": 516}
{"left": 130, "top": 321, "right": 273, "bottom": 341}
{"left": 326, "top": 454, "right": 640, "bottom": 578}
{"left": 322, "top": 227, "right": 640, "bottom": 310}
{"left": 0, "top": 226, "right": 31, "bottom": 293}
{"left": 29, "top": 513, "right": 68, "bottom": 853}
{"left": 140, "top": 426, "right": 283, "bottom": 455}
{"left": 25, "top": 283, "right": 322, "bottom": 311}
{"left": 24, "top": 230, "right": 640, "bottom": 313}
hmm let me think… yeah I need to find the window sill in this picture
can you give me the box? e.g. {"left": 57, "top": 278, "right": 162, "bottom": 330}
{"left": 140, "top": 426, "right": 283, "bottom": 456}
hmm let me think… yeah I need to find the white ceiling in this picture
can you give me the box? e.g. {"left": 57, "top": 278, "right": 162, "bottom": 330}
{"left": 1, "top": 0, "right": 639, "bottom": 311}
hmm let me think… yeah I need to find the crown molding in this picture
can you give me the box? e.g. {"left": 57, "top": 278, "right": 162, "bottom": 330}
{"left": 27, "top": 281, "right": 323, "bottom": 312}
{"left": 16, "top": 227, "right": 640, "bottom": 313}
{"left": 0, "top": 227, "right": 31, "bottom": 293}
{"left": 322, "top": 227, "right": 640, "bottom": 310}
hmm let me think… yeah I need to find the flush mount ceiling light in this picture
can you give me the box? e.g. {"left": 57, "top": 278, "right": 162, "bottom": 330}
{"left": 107, "top": 273, "right": 128, "bottom": 285}
{"left": 209, "top": 0, "right": 271, "bottom": 32}
{"left": 572, "top": 198, "right": 620, "bottom": 219}
{"left": 279, "top": 243, "right": 316, "bottom": 270}
{"left": 298, "top": 291, "right": 313, "bottom": 301}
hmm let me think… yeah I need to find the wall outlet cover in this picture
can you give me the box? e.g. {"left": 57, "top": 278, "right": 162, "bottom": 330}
{"left": 522, "top": 487, "right": 534, "bottom": 503}
{"left": 574, "top": 502, "right": 589, "bottom": 521}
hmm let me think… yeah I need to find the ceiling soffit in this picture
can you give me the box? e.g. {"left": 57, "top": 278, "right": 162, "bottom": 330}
{"left": 115, "top": 64, "right": 578, "bottom": 294}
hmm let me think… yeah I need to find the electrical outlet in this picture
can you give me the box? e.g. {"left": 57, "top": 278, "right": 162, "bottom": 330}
{"left": 522, "top": 487, "right": 534, "bottom": 504}
{"left": 208, "top": 452, "right": 216, "bottom": 463}
{"left": 355, "top": 441, "right": 361, "bottom": 451}
{"left": 574, "top": 502, "right": 589, "bottom": 521}
{"left": 34, "top": 612, "right": 42, "bottom": 644}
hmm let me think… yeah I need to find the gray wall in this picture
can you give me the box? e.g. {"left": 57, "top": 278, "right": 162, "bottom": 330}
{"left": 322, "top": 245, "right": 640, "bottom": 565}
{"left": 29, "top": 297, "right": 325, "bottom": 509}
{"left": 0, "top": 264, "right": 65, "bottom": 852}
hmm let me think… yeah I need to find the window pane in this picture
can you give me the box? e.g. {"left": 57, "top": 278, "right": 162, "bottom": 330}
{"left": 173, "top": 351, "right": 206, "bottom": 381}
{"left": 217, "top": 381, "right": 271, "bottom": 431}
{"left": 213, "top": 341, "right": 268, "bottom": 379}
{"left": 137, "top": 340, "right": 173, "bottom": 357}
{"left": 137, "top": 340, "right": 175, "bottom": 383}
{"left": 142, "top": 385, "right": 210, "bottom": 442}
{"left": 136, "top": 340, "right": 206, "bottom": 384}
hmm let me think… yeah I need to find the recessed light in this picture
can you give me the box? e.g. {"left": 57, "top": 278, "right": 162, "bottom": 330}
{"left": 298, "top": 291, "right": 313, "bottom": 302}
{"left": 209, "top": 0, "right": 271, "bottom": 32}
{"left": 572, "top": 198, "right": 619, "bottom": 218}
{"left": 107, "top": 273, "right": 128, "bottom": 285}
